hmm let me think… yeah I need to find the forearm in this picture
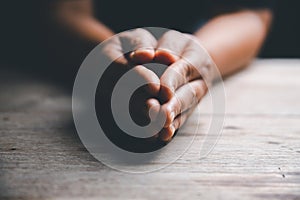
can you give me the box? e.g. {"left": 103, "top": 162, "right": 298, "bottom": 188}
{"left": 52, "top": 0, "right": 114, "bottom": 44}
{"left": 194, "top": 9, "right": 272, "bottom": 77}
{"left": 62, "top": 17, "right": 113, "bottom": 44}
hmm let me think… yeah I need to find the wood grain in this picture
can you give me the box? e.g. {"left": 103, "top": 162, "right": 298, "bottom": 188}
{"left": 0, "top": 59, "right": 299, "bottom": 200}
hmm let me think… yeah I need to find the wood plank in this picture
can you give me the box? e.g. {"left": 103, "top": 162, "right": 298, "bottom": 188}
{"left": 0, "top": 59, "right": 300, "bottom": 199}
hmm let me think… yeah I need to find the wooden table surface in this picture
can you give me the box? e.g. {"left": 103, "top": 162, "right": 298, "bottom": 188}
{"left": 0, "top": 59, "right": 300, "bottom": 200}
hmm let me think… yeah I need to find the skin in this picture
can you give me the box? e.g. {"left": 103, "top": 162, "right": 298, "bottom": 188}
{"left": 51, "top": 0, "right": 273, "bottom": 142}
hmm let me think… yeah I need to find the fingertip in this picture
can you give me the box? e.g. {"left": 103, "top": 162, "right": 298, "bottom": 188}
{"left": 159, "top": 125, "right": 176, "bottom": 142}
{"left": 147, "top": 98, "right": 161, "bottom": 120}
{"left": 145, "top": 82, "right": 160, "bottom": 97}
{"left": 155, "top": 49, "right": 179, "bottom": 65}
{"left": 159, "top": 84, "right": 174, "bottom": 103}
{"left": 158, "top": 100, "right": 175, "bottom": 127}
{"left": 130, "top": 49, "right": 155, "bottom": 63}
{"left": 134, "top": 65, "right": 161, "bottom": 96}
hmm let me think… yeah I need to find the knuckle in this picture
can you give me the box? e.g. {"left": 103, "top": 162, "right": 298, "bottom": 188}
{"left": 184, "top": 62, "right": 194, "bottom": 81}
{"left": 175, "top": 60, "right": 190, "bottom": 84}
{"left": 177, "top": 115, "right": 184, "bottom": 127}
{"left": 163, "top": 30, "right": 180, "bottom": 38}
{"left": 176, "top": 95, "right": 184, "bottom": 112}
{"left": 133, "top": 28, "right": 156, "bottom": 48}
{"left": 134, "top": 28, "right": 148, "bottom": 35}
{"left": 190, "top": 85, "right": 199, "bottom": 104}
{"left": 192, "top": 82, "right": 207, "bottom": 103}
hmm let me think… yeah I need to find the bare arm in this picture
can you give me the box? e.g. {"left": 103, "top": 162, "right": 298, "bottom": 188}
{"left": 52, "top": 0, "right": 114, "bottom": 44}
{"left": 194, "top": 9, "right": 273, "bottom": 77}
{"left": 51, "top": 2, "right": 272, "bottom": 76}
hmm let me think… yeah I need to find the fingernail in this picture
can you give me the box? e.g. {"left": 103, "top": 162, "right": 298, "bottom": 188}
{"left": 170, "top": 124, "right": 176, "bottom": 136}
{"left": 134, "top": 49, "right": 155, "bottom": 56}
{"left": 130, "top": 51, "right": 135, "bottom": 58}
{"left": 160, "top": 125, "right": 175, "bottom": 142}
{"left": 165, "top": 125, "right": 176, "bottom": 142}
{"left": 138, "top": 49, "right": 154, "bottom": 54}
{"left": 164, "top": 111, "right": 175, "bottom": 128}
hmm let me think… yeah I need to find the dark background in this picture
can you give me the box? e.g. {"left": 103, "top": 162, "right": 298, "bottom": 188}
{"left": 261, "top": 1, "right": 300, "bottom": 58}
{"left": 0, "top": 0, "right": 299, "bottom": 70}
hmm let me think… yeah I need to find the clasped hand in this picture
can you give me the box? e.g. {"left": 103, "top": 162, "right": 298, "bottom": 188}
{"left": 101, "top": 28, "right": 216, "bottom": 142}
